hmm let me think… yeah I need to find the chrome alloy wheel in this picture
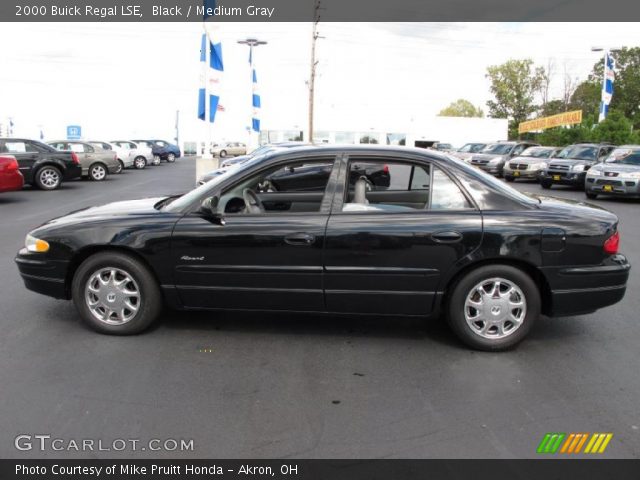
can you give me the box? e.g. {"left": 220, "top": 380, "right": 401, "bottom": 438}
{"left": 40, "top": 168, "right": 60, "bottom": 188}
{"left": 464, "top": 277, "right": 526, "bottom": 339}
{"left": 85, "top": 268, "right": 141, "bottom": 325}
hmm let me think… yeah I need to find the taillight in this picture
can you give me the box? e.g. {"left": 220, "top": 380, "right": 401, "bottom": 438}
{"left": 603, "top": 231, "right": 619, "bottom": 255}
{"left": 383, "top": 164, "right": 390, "bottom": 173}
{"left": 71, "top": 152, "right": 80, "bottom": 165}
{"left": 0, "top": 155, "right": 18, "bottom": 171}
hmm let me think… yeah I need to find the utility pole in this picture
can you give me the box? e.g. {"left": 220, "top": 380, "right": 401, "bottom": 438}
{"left": 308, "top": 0, "right": 322, "bottom": 144}
{"left": 174, "top": 110, "right": 180, "bottom": 148}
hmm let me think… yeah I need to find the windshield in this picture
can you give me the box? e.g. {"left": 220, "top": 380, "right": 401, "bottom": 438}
{"left": 520, "top": 147, "right": 554, "bottom": 158}
{"left": 480, "top": 143, "right": 513, "bottom": 155}
{"left": 164, "top": 154, "right": 267, "bottom": 212}
{"left": 605, "top": 148, "right": 640, "bottom": 165}
{"left": 557, "top": 145, "right": 598, "bottom": 161}
{"left": 458, "top": 143, "right": 485, "bottom": 153}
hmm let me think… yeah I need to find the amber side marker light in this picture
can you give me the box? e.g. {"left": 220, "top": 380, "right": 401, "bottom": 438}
{"left": 25, "top": 234, "right": 50, "bottom": 253}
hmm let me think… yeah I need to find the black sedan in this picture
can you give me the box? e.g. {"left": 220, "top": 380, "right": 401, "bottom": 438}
{"left": 15, "top": 146, "right": 630, "bottom": 351}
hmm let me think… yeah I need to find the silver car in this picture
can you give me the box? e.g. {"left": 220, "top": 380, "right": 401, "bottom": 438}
{"left": 585, "top": 145, "right": 640, "bottom": 199}
{"left": 503, "top": 146, "right": 562, "bottom": 182}
{"left": 48, "top": 140, "right": 120, "bottom": 181}
{"left": 469, "top": 141, "right": 539, "bottom": 176}
{"left": 211, "top": 142, "right": 247, "bottom": 158}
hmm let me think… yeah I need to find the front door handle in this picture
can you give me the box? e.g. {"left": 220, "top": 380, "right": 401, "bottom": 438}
{"left": 285, "top": 233, "right": 315, "bottom": 246}
{"left": 431, "top": 231, "right": 463, "bottom": 243}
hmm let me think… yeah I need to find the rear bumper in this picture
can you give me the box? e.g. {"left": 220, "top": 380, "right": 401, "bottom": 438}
{"left": 63, "top": 164, "right": 83, "bottom": 181}
{"left": 15, "top": 249, "right": 69, "bottom": 299}
{"left": 541, "top": 254, "right": 631, "bottom": 316}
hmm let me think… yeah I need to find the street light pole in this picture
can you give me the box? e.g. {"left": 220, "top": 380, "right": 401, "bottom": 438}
{"left": 308, "top": 0, "right": 322, "bottom": 144}
{"left": 238, "top": 38, "right": 267, "bottom": 149}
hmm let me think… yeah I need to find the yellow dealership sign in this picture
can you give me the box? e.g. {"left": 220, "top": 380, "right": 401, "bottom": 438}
{"left": 518, "top": 110, "right": 583, "bottom": 134}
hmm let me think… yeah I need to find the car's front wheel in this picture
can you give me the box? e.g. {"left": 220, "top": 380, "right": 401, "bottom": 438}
{"left": 447, "top": 265, "right": 540, "bottom": 351}
{"left": 219, "top": 150, "right": 227, "bottom": 158}
{"left": 504, "top": 175, "right": 514, "bottom": 182}
{"left": 586, "top": 191, "right": 598, "bottom": 199}
{"left": 72, "top": 252, "right": 162, "bottom": 335}
{"left": 134, "top": 156, "right": 147, "bottom": 169}
{"left": 166, "top": 153, "right": 176, "bottom": 163}
{"left": 540, "top": 179, "right": 552, "bottom": 189}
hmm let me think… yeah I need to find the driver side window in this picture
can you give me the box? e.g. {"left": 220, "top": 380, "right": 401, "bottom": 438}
{"left": 219, "top": 158, "right": 336, "bottom": 215}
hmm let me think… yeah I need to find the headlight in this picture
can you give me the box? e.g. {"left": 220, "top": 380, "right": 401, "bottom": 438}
{"left": 588, "top": 168, "right": 603, "bottom": 176}
{"left": 571, "top": 164, "right": 586, "bottom": 172}
{"left": 626, "top": 172, "right": 640, "bottom": 178}
{"left": 25, "top": 234, "right": 50, "bottom": 253}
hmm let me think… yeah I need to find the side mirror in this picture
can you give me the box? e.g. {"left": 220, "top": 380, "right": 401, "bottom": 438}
{"left": 201, "top": 196, "right": 225, "bottom": 225}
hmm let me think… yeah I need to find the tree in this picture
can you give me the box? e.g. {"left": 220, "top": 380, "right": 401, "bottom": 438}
{"left": 569, "top": 81, "right": 600, "bottom": 121}
{"left": 538, "top": 58, "right": 555, "bottom": 108}
{"left": 438, "top": 99, "right": 484, "bottom": 118}
{"left": 540, "top": 99, "right": 566, "bottom": 117}
{"left": 486, "top": 59, "right": 545, "bottom": 139}
{"left": 590, "top": 110, "right": 635, "bottom": 145}
{"left": 589, "top": 47, "right": 640, "bottom": 128}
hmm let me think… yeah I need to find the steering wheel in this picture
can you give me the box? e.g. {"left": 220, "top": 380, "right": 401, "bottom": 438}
{"left": 242, "top": 188, "right": 265, "bottom": 214}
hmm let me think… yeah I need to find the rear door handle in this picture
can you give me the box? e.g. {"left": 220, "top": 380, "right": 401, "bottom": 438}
{"left": 285, "top": 233, "right": 315, "bottom": 246}
{"left": 431, "top": 231, "right": 463, "bottom": 243}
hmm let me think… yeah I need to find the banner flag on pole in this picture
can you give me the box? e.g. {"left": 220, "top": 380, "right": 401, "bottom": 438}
{"left": 250, "top": 48, "right": 261, "bottom": 132}
{"left": 598, "top": 52, "right": 615, "bottom": 123}
{"left": 198, "top": 1, "right": 224, "bottom": 123}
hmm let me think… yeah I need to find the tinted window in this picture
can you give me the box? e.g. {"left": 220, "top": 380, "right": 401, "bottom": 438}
{"left": 557, "top": 145, "right": 598, "bottom": 160}
{"left": 605, "top": 148, "right": 640, "bottom": 165}
{"left": 431, "top": 168, "right": 472, "bottom": 210}
{"left": 481, "top": 143, "right": 514, "bottom": 155}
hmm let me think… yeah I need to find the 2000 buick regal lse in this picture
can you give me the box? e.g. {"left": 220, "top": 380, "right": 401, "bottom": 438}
{"left": 15, "top": 146, "right": 630, "bottom": 351}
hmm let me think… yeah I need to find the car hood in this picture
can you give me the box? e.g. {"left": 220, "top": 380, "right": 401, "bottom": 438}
{"left": 37, "top": 197, "right": 168, "bottom": 230}
{"left": 509, "top": 156, "right": 545, "bottom": 164}
{"left": 471, "top": 153, "right": 508, "bottom": 161}
{"left": 548, "top": 158, "right": 594, "bottom": 167}
{"left": 593, "top": 163, "right": 640, "bottom": 174}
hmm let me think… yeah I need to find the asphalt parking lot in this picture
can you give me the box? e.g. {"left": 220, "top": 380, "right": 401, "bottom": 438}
{"left": 0, "top": 159, "right": 638, "bottom": 459}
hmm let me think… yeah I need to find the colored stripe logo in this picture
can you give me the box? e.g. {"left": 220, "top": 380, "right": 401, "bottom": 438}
{"left": 537, "top": 433, "right": 613, "bottom": 454}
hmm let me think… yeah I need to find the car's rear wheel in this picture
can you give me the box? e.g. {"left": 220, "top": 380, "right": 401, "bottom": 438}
{"left": 134, "top": 156, "right": 146, "bottom": 169}
{"left": 166, "top": 153, "right": 176, "bottom": 163}
{"left": 72, "top": 252, "right": 162, "bottom": 335}
{"left": 115, "top": 160, "right": 124, "bottom": 174}
{"left": 34, "top": 165, "right": 62, "bottom": 190}
{"left": 586, "top": 191, "right": 598, "bottom": 199}
{"left": 219, "top": 150, "right": 227, "bottom": 158}
{"left": 540, "top": 179, "right": 552, "bottom": 189}
{"left": 88, "top": 163, "right": 108, "bottom": 181}
{"left": 447, "top": 265, "right": 540, "bottom": 351}
{"left": 152, "top": 155, "right": 161, "bottom": 166}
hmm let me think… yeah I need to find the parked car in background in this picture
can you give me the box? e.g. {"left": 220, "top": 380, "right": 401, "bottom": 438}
{"left": 212, "top": 142, "right": 246, "bottom": 158}
{"left": 503, "top": 146, "right": 562, "bottom": 182}
{"left": 431, "top": 142, "right": 454, "bottom": 152}
{"left": 0, "top": 138, "right": 82, "bottom": 190}
{"left": 88, "top": 141, "right": 134, "bottom": 173}
{"left": 0, "top": 155, "right": 24, "bottom": 193}
{"left": 198, "top": 142, "right": 310, "bottom": 186}
{"left": 539, "top": 143, "right": 615, "bottom": 190}
{"left": 132, "top": 139, "right": 181, "bottom": 163}
{"left": 470, "top": 141, "right": 539, "bottom": 176}
{"left": 47, "top": 140, "right": 120, "bottom": 182}
{"left": 128, "top": 140, "right": 160, "bottom": 165}
{"left": 585, "top": 145, "right": 640, "bottom": 199}
{"left": 16, "top": 145, "right": 630, "bottom": 351}
{"left": 110, "top": 141, "right": 149, "bottom": 169}
{"left": 453, "top": 142, "right": 487, "bottom": 162}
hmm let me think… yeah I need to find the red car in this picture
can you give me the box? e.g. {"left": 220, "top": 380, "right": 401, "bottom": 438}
{"left": 0, "top": 155, "right": 24, "bottom": 193}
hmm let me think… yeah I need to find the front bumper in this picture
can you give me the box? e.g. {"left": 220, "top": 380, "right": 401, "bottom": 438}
{"left": 540, "top": 170, "right": 586, "bottom": 186}
{"left": 541, "top": 254, "right": 631, "bottom": 316}
{"left": 585, "top": 176, "right": 640, "bottom": 196}
{"left": 15, "top": 249, "right": 69, "bottom": 299}
{"left": 503, "top": 167, "right": 542, "bottom": 179}
{"left": 476, "top": 164, "right": 503, "bottom": 175}
{"left": 108, "top": 164, "right": 121, "bottom": 174}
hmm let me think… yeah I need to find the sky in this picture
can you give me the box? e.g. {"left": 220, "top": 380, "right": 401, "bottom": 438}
{"left": 1, "top": 22, "right": 639, "bottom": 144}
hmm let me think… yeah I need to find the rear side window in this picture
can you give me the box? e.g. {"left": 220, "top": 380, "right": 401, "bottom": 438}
{"left": 431, "top": 168, "right": 472, "bottom": 210}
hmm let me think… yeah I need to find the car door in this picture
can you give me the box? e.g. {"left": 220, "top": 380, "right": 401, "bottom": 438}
{"left": 170, "top": 154, "right": 341, "bottom": 311}
{"left": 323, "top": 155, "right": 483, "bottom": 316}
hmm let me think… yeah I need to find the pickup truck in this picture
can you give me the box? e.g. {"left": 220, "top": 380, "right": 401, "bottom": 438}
{"left": 0, "top": 138, "right": 82, "bottom": 190}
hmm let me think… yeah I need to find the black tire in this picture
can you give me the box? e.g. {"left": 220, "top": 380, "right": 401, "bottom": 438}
{"left": 88, "top": 163, "right": 108, "bottom": 181}
{"left": 71, "top": 252, "right": 162, "bottom": 335}
{"left": 167, "top": 153, "right": 176, "bottom": 163}
{"left": 504, "top": 175, "right": 514, "bottom": 182}
{"left": 446, "top": 264, "right": 540, "bottom": 351}
{"left": 586, "top": 191, "right": 598, "bottom": 200}
{"left": 115, "top": 160, "right": 124, "bottom": 174}
{"left": 34, "top": 165, "right": 62, "bottom": 190}
{"left": 219, "top": 150, "right": 227, "bottom": 158}
{"left": 152, "top": 155, "right": 161, "bottom": 166}
{"left": 134, "top": 156, "right": 147, "bottom": 170}
{"left": 540, "top": 179, "right": 552, "bottom": 189}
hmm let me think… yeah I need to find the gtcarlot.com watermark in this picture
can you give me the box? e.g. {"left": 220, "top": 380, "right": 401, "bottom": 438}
{"left": 15, "top": 434, "right": 194, "bottom": 452}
